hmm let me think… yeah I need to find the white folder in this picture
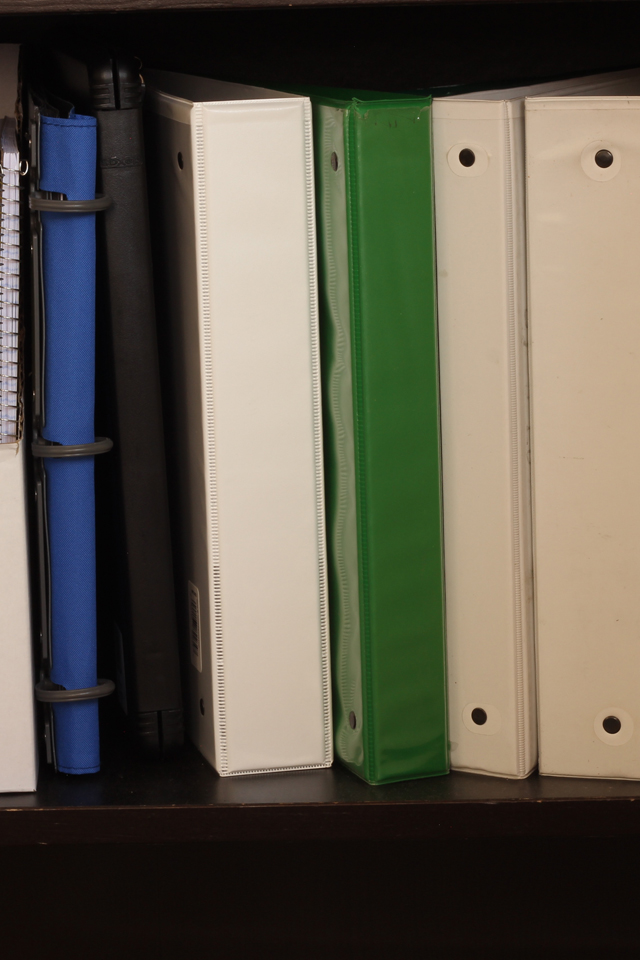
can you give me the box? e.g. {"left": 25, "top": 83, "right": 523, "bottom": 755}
{"left": 433, "top": 70, "right": 640, "bottom": 779}
{"left": 526, "top": 75, "right": 640, "bottom": 779}
{"left": 146, "top": 72, "right": 332, "bottom": 777}
{"left": 0, "top": 46, "right": 36, "bottom": 793}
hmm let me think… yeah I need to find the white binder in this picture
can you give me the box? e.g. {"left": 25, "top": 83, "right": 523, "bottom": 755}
{"left": 526, "top": 76, "right": 640, "bottom": 779}
{"left": 433, "top": 70, "right": 640, "bottom": 779}
{"left": 146, "top": 72, "right": 332, "bottom": 777}
{"left": 0, "top": 46, "right": 36, "bottom": 793}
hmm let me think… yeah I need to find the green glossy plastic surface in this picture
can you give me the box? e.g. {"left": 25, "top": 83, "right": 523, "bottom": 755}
{"left": 312, "top": 92, "right": 448, "bottom": 784}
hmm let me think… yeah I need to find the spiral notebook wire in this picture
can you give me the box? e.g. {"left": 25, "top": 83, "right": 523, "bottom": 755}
{"left": 0, "top": 117, "right": 19, "bottom": 443}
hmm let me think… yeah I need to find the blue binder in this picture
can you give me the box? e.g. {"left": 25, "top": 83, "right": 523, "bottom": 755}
{"left": 39, "top": 112, "right": 100, "bottom": 774}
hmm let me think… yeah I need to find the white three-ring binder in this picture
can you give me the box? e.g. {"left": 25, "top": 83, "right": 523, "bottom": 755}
{"left": 0, "top": 44, "right": 36, "bottom": 792}
{"left": 433, "top": 69, "right": 640, "bottom": 779}
{"left": 526, "top": 72, "right": 640, "bottom": 779}
{"left": 146, "top": 71, "right": 332, "bottom": 777}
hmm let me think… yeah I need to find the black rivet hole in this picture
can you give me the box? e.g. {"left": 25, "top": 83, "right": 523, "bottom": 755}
{"left": 348, "top": 711, "right": 356, "bottom": 730}
{"left": 603, "top": 715, "right": 621, "bottom": 734}
{"left": 177, "top": 152, "right": 184, "bottom": 170}
{"left": 459, "top": 148, "right": 476, "bottom": 168}
{"left": 331, "top": 152, "right": 339, "bottom": 172}
{"left": 595, "top": 149, "right": 614, "bottom": 169}
{"left": 199, "top": 698, "right": 205, "bottom": 716}
{"left": 471, "top": 707, "right": 487, "bottom": 726}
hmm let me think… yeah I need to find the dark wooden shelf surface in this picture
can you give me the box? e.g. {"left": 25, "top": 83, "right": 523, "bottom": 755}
{"left": 1, "top": 738, "right": 639, "bottom": 845}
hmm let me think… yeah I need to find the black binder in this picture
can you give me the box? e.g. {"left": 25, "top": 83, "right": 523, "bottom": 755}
{"left": 89, "top": 54, "right": 183, "bottom": 754}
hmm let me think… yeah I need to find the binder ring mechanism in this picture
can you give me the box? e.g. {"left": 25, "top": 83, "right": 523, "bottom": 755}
{"left": 35, "top": 678, "right": 116, "bottom": 703}
{"left": 29, "top": 193, "right": 112, "bottom": 213}
{"left": 32, "top": 437, "right": 113, "bottom": 458}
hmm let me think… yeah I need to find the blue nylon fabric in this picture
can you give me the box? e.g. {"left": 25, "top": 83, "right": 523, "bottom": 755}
{"left": 40, "top": 114, "right": 100, "bottom": 774}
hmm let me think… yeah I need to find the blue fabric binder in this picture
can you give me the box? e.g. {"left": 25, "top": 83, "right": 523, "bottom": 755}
{"left": 40, "top": 112, "right": 99, "bottom": 774}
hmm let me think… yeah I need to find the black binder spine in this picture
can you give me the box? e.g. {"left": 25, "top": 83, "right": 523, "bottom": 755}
{"left": 90, "top": 54, "right": 183, "bottom": 755}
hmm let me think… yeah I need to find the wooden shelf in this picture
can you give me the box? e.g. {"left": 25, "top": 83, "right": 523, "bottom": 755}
{"left": 0, "top": 0, "right": 609, "bottom": 16}
{"left": 1, "top": 736, "right": 639, "bottom": 845}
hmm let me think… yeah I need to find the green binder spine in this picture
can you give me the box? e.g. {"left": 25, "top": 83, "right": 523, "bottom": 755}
{"left": 312, "top": 92, "right": 448, "bottom": 784}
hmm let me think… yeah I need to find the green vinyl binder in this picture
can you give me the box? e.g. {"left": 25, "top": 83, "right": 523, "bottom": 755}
{"left": 309, "top": 90, "right": 448, "bottom": 784}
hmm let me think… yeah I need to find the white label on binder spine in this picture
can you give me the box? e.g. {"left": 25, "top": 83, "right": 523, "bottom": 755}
{"left": 189, "top": 581, "right": 202, "bottom": 672}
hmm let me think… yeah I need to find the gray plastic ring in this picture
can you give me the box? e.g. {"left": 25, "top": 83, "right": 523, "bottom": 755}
{"left": 32, "top": 437, "right": 113, "bottom": 458}
{"left": 35, "top": 678, "right": 115, "bottom": 703}
{"left": 29, "top": 194, "right": 112, "bottom": 213}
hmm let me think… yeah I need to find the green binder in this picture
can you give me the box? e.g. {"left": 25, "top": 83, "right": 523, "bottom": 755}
{"left": 309, "top": 90, "right": 448, "bottom": 784}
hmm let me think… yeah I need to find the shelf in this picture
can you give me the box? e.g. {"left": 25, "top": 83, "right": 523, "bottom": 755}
{"left": 0, "top": 0, "right": 597, "bottom": 15}
{"left": 1, "top": 736, "right": 639, "bottom": 845}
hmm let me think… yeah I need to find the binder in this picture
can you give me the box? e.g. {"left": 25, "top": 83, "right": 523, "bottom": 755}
{"left": 0, "top": 45, "right": 37, "bottom": 792}
{"left": 433, "top": 69, "right": 640, "bottom": 780}
{"left": 145, "top": 71, "right": 332, "bottom": 776}
{"left": 526, "top": 76, "right": 640, "bottom": 779}
{"left": 87, "top": 55, "right": 183, "bottom": 754}
{"left": 308, "top": 89, "right": 447, "bottom": 784}
{"left": 29, "top": 88, "right": 114, "bottom": 775}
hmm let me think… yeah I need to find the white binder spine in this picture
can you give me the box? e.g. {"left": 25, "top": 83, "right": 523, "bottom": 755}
{"left": 434, "top": 97, "right": 536, "bottom": 779}
{"left": 149, "top": 75, "right": 332, "bottom": 777}
{"left": 526, "top": 91, "right": 640, "bottom": 780}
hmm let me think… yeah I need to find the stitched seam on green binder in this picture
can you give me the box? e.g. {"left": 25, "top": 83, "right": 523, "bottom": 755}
{"left": 345, "top": 106, "right": 375, "bottom": 784}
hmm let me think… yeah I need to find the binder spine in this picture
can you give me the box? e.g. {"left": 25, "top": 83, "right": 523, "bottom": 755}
{"left": 90, "top": 54, "right": 183, "bottom": 753}
{"left": 28, "top": 99, "right": 114, "bottom": 773}
{"left": 185, "top": 96, "right": 332, "bottom": 777}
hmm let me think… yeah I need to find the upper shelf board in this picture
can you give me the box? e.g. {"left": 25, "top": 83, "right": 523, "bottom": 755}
{"left": 0, "top": 0, "right": 610, "bottom": 14}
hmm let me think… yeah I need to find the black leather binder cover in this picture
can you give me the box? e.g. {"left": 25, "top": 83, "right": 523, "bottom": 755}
{"left": 90, "top": 55, "right": 183, "bottom": 754}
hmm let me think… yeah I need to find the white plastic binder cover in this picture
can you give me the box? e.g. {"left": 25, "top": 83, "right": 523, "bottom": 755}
{"left": 526, "top": 80, "right": 640, "bottom": 779}
{"left": 433, "top": 69, "right": 640, "bottom": 780}
{"left": 0, "top": 45, "right": 37, "bottom": 793}
{"left": 146, "top": 72, "right": 332, "bottom": 777}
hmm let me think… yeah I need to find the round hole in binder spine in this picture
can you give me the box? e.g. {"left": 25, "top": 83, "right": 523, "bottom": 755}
{"left": 35, "top": 678, "right": 115, "bottom": 703}
{"left": 603, "top": 716, "right": 622, "bottom": 735}
{"left": 448, "top": 143, "right": 488, "bottom": 178}
{"left": 463, "top": 703, "right": 501, "bottom": 736}
{"left": 594, "top": 707, "right": 634, "bottom": 745}
{"left": 177, "top": 152, "right": 184, "bottom": 170}
{"left": 331, "top": 152, "right": 339, "bottom": 172}
{"left": 349, "top": 711, "right": 356, "bottom": 730}
{"left": 459, "top": 148, "right": 475, "bottom": 167}
{"left": 471, "top": 707, "right": 487, "bottom": 726}
{"left": 595, "top": 149, "right": 614, "bottom": 169}
{"left": 581, "top": 141, "right": 620, "bottom": 182}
